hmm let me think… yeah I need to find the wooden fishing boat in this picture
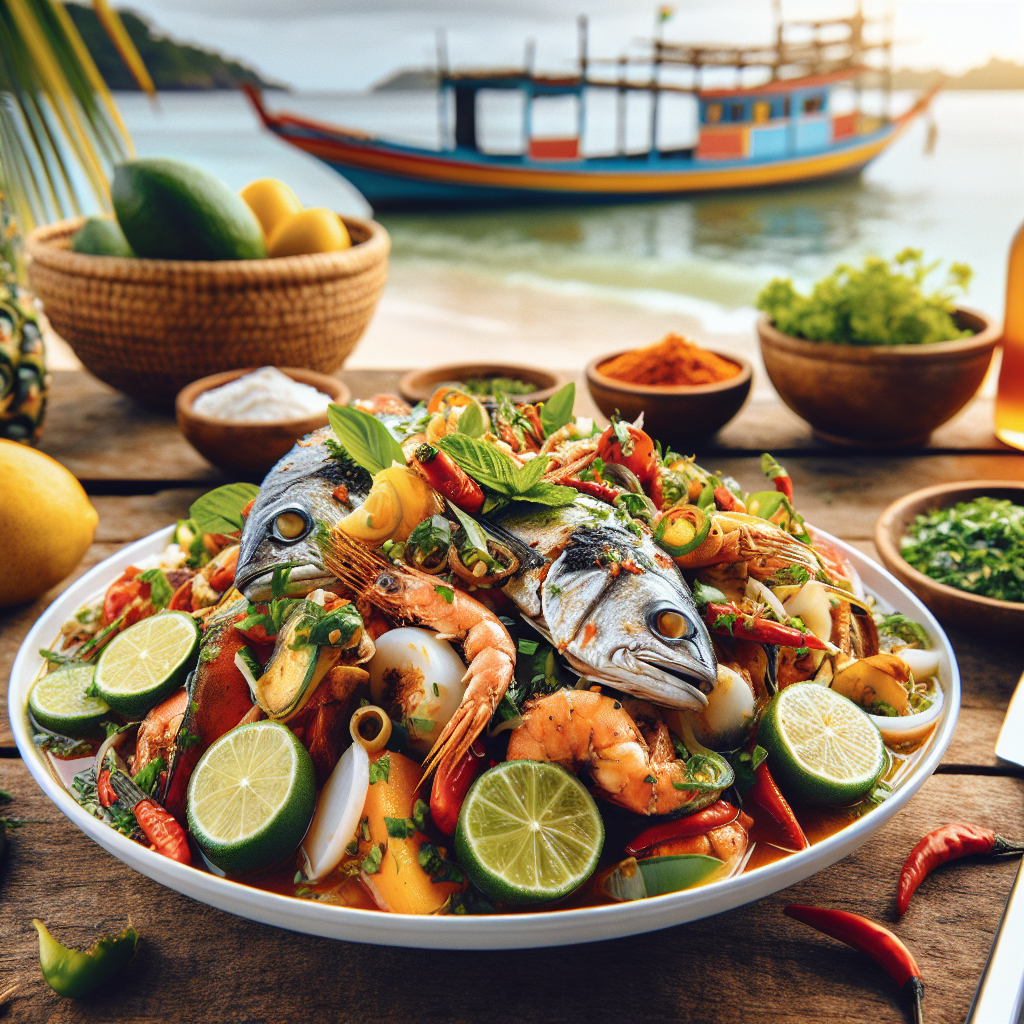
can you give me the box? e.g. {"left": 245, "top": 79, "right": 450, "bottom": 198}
{"left": 243, "top": 9, "right": 938, "bottom": 210}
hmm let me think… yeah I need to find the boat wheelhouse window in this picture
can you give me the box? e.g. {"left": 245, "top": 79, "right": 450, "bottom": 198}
{"left": 730, "top": 102, "right": 746, "bottom": 122}
{"left": 705, "top": 103, "right": 722, "bottom": 124}
{"left": 803, "top": 94, "right": 824, "bottom": 114}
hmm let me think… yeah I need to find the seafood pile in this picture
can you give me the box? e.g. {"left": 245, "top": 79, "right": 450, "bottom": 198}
{"left": 29, "top": 384, "right": 944, "bottom": 914}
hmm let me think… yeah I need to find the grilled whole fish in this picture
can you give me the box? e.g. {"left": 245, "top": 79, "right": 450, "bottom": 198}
{"left": 236, "top": 439, "right": 717, "bottom": 711}
{"left": 492, "top": 497, "right": 715, "bottom": 710}
{"left": 234, "top": 428, "right": 372, "bottom": 598}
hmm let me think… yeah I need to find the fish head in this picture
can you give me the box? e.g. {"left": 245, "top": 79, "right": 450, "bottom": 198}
{"left": 235, "top": 429, "right": 371, "bottom": 600}
{"left": 541, "top": 526, "right": 717, "bottom": 711}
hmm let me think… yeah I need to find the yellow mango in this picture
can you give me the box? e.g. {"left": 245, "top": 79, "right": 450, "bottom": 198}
{"left": 360, "top": 751, "right": 463, "bottom": 914}
{"left": 239, "top": 178, "right": 303, "bottom": 238}
{"left": 267, "top": 207, "right": 350, "bottom": 258}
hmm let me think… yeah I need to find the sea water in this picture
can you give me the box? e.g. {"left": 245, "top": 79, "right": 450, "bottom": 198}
{"left": 116, "top": 89, "right": 1024, "bottom": 325}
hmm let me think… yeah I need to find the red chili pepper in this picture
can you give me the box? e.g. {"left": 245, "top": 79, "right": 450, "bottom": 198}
{"left": 784, "top": 905, "right": 924, "bottom": 1023}
{"left": 761, "top": 453, "right": 794, "bottom": 501}
{"left": 522, "top": 405, "right": 545, "bottom": 447}
{"left": 647, "top": 472, "right": 664, "bottom": 510}
{"left": 597, "top": 422, "right": 658, "bottom": 484}
{"left": 207, "top": 546, "right": 239, "bottom": 592}
{"left": 96, "top": 769, "right": 117, "bottom": 809}
{"left": 564, "top": 477, "right": 621, "bottom": 504}
{"left": 747, "top": 761, "right": 809, "bottom": 851}
{"left": 102, "top": 568, "right": 143, "bottom": 625}
{"left": 134, "top": 800, "right": 192, "bottom": 865}
{"left": 413, "top": 444, "right": 486, "bottom": 514}
{"left": 429, "top": 741, "right": 485, "bottom": 835}
{"left": 625, "top": 800, "right": 739, "bottom": 856}
{"left": 241, "top": 498, "right": 255, "bottom": 519}
{"left": 167, "top": 577, "right": 194, "bottom": 611}
{"left": 897, "top": 823, "right": 1024, "bottom": 917}
{"left": 705, "top": 602, "right": 827, "bottom": 651}
{"left": 713, "top": 486, "right": 740, "bottom": 511}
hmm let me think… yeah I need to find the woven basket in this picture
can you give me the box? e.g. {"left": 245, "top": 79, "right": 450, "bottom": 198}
{"left": 26, "top": 215, "right": 390, "bottom": 406}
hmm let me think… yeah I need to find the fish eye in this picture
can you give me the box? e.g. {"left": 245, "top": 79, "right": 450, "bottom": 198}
{"left": 652, "top": 609, "right": 692, "bottom": 640}
{"left": 273, "top": 510, "right": 310, "bottom": 543}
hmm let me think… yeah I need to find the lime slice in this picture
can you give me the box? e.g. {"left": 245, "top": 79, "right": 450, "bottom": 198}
{"left": 454, "top": 760, "right": 604, "bottom": 905}
{"left": 757, "top": 682, "right": 886, "bottom": 806}
{"left": 93, "top": 612, "right": 199, "bottom": 719}
{"left": 186, "top": 720, "right": 316, "bottom": 876}
{"left": 28, "top": 665, "right": 109, "bottom": 736}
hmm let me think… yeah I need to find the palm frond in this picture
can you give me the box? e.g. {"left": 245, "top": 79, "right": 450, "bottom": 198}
{"left": 0, "top": 0, "right": 150, "bottom": 246}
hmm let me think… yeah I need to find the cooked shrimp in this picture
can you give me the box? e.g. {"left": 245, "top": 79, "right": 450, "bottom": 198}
{"left": 323, "top": 529, "right": 515, "bottom": 777}
{"left": 133, "top": 687, "right": 189, "bottom": 776}
{"left": 507, "top": 689, "right": 721, "bottom": 816}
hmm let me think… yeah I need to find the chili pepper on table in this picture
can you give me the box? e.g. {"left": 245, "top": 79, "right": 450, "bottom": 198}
{"left": 32, "top": 919, "right": 139, "bottom": 999}
{"left": 897, "top": 823, "right": 1024, "bottom": 917}
{"left": 784, "top": 905, "right": 924, "bottom": 1024}
{"left": 625, "top": 800, "right": 741, "bottom": 856}
{"left": 705, "top": 602, "right": 827, "bottom": 651}
{"left": 108, "top": 771, "right": 191, "bottom": 865}
{"left": 746, "top": 761, "right": 809, "bottom": 851}
{"left": 429, "top": 741, "right": 486, "bottom": 835}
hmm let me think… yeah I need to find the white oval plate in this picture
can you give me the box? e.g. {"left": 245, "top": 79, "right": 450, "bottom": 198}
{"left": 10, "top": 527, "right": 960, "bottom": 949}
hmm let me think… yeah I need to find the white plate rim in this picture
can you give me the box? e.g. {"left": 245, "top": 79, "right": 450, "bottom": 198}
{"left": 9, "top": 526, "right": 961, "bottom": 949}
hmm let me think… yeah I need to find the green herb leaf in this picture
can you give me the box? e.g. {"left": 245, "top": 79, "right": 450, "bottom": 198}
{"left": 384, "top": 816, "right": 417, "bottom": 839}
{"left": 133, "top": 755, "right": 167, "bottom": 796}
{"left": 879, "top": 612, "right": 932, "bottom": 649}
{"left": 517, "top": 481, "right": 577, "bottom": 507}
{"left": 540, "top": 382, "right": 575, "bottom": 437}
{"left": 514, "top": 454, "right": 550, "bottom": 493}
{"left": 412, "top": 799, "right": 430, "bottom": 832}
{"left": 328, "top": 404, "right": 405, "bottom": 476}
{"left": 456, "top": 402, "right": 485, "bottom": 438}
{"left": 434, "top": 584, "right": 454, "bottom": 604}
{"left": 407, "top": 716, "right": 435, "bottom": 733}
{"left": 189, "top": 483, "right": 260, "bottom": 535}
{"left": 368, "top": 754, "right": 391, "bottom": 785}
{"left": 361, "top": 843, "right": 384, "bottom": 874}
{"left": 436, "top": 435, "right": 519, "bottom": 493}
{"left": 137, "top": 568, "right": 174, "bottom": 609}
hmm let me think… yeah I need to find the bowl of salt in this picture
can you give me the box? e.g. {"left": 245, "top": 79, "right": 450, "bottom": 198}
{"left": 176, "top": 366, "right": 350, "bottom": 477}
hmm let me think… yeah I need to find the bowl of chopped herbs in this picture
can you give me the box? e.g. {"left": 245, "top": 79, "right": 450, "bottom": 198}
{"left": 757, "top": 250, "right": 1000, "bottom": 447}
{"left": 876, "top": 481, "right": 1024, "bottom": 638}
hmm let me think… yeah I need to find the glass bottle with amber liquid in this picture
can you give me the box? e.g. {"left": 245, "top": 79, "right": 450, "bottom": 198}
{"left": 996, "top": 221, "right": 1024, "bottom": 449}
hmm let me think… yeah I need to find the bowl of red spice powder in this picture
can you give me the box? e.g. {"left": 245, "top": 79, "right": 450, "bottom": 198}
{"left": 586, "top": 334, "right": 751, "bottom": 447}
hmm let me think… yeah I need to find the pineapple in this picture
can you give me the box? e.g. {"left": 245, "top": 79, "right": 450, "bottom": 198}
{"left": 0, "top": 284, "right": 49, "bottom": 444}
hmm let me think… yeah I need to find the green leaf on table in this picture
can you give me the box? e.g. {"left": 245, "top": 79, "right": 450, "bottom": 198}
{"left": 189, "top": 483, "right": 260, "bottom": 535}
{"left": 328, "top": 405, "right": 405, "bottom": 476}
{"left": 540, "top": 382, "right": 575, "bottom": 437}
{"left": 456, "top": 403, "right": 485, "bottom": 438}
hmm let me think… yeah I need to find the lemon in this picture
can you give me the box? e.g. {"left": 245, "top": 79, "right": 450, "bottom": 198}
{"left": 267, "top": 208, "right": 350, "bottom": 258}
{"left": 757, "top": 682, "right": 886, "bottom": 806}
{"left": 455, "top": 761, "right": 604, "bottom": 904}
{"left": 0, "top": 440, "right": 98, "bottom": 608}
{"left": 239, "top": 178, "right": 303, "bottom": 238}
{"left": 187, "top": 720, "right": 316, "bottom": 875}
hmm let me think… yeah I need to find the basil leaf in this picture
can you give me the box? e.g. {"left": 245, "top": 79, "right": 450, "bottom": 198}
{"left": 540, "top": 382, "right": 575, "bottom": 437}
{"left": 513, "top": 455, "right": 549, "bottom": 494}
{"left": 189, "top": 483, "right": 260, "bottom": 535}
{"left": 517, "top": 481, "right": 577, "bottom": 507}
{"left": 456, "top": 402, "right": 485, "bottom": 438}
{"left": 328, "top": 404, "right": 405, "bottom": 476}
{"left": 137, "top": 568, "right": 174, "bottom": 609}
{"left": 449, "top": 503, "right": 491, "bottom": 558}
{"left": 437, "top": 435, "right": 519, "bottom": 494}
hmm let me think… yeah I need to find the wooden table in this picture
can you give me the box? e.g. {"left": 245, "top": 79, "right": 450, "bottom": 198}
{"left": 2, "top": 369, "right": 1023, "bottom": 1024}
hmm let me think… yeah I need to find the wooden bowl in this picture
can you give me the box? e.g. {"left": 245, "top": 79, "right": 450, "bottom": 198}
{"left": 758, "top": 307, "right": 1001, "bottom": 448}
{"left": 176, "top": 367, "right": 350, "bottom": 478}
{"left": 399, "top": 363, "right": 564, "bottom": 405}
{"left": 875, "top": 480, "right": 1024, "bottom": 639}
{"left": 585, "top": 350, "right": 752, "bottom": 448}
{"left": 26, "top": 216, "right": 389, "bottom": 408}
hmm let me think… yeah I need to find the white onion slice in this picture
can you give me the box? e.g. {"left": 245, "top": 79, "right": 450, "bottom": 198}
{"left": 745, "top": 578, "right": 788, "bottom": 623}
{"left": 895, "top": 647, "right": 941, "bottom": 681}
{"left": 301, "top": 742, "right": 370, "bottom": 882}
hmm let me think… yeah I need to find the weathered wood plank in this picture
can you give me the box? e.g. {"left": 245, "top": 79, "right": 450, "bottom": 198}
{"left": 36, "top": 371, "right": 1017, "bottom": 485}
{"left": 0, "top": 762, "right": 1019, "bottom": 1024}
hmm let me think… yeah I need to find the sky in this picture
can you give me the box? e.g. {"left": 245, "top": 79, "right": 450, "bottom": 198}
{"left": 119, "top": 0, "right": 1024, "bottom": 91}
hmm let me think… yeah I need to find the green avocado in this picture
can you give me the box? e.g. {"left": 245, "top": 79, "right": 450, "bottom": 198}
{"left": 112, "top": 158, "right": 267, "bottom": 261}
{"left": 69, "top": 217, "right": 134, "bottom": 257}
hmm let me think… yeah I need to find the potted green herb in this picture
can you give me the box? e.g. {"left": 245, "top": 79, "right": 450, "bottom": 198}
{"left": 756, "top": 250, "right": 1001, "bottom": 446}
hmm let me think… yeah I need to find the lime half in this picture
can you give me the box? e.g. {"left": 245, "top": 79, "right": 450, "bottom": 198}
{"left": 93, "top": 611, "right": 199, "bottom": 719}
{"left": 758, "top": 682, "right": 886, "bottom": 806}
{"left": 186, "top": 720, "right": 316, "bottom": 875}
{"left": 29, "top": 665, "right": 109, "bottom": 736}
{"left": 455, "top": 760, "right": 604, "bottom": 905}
